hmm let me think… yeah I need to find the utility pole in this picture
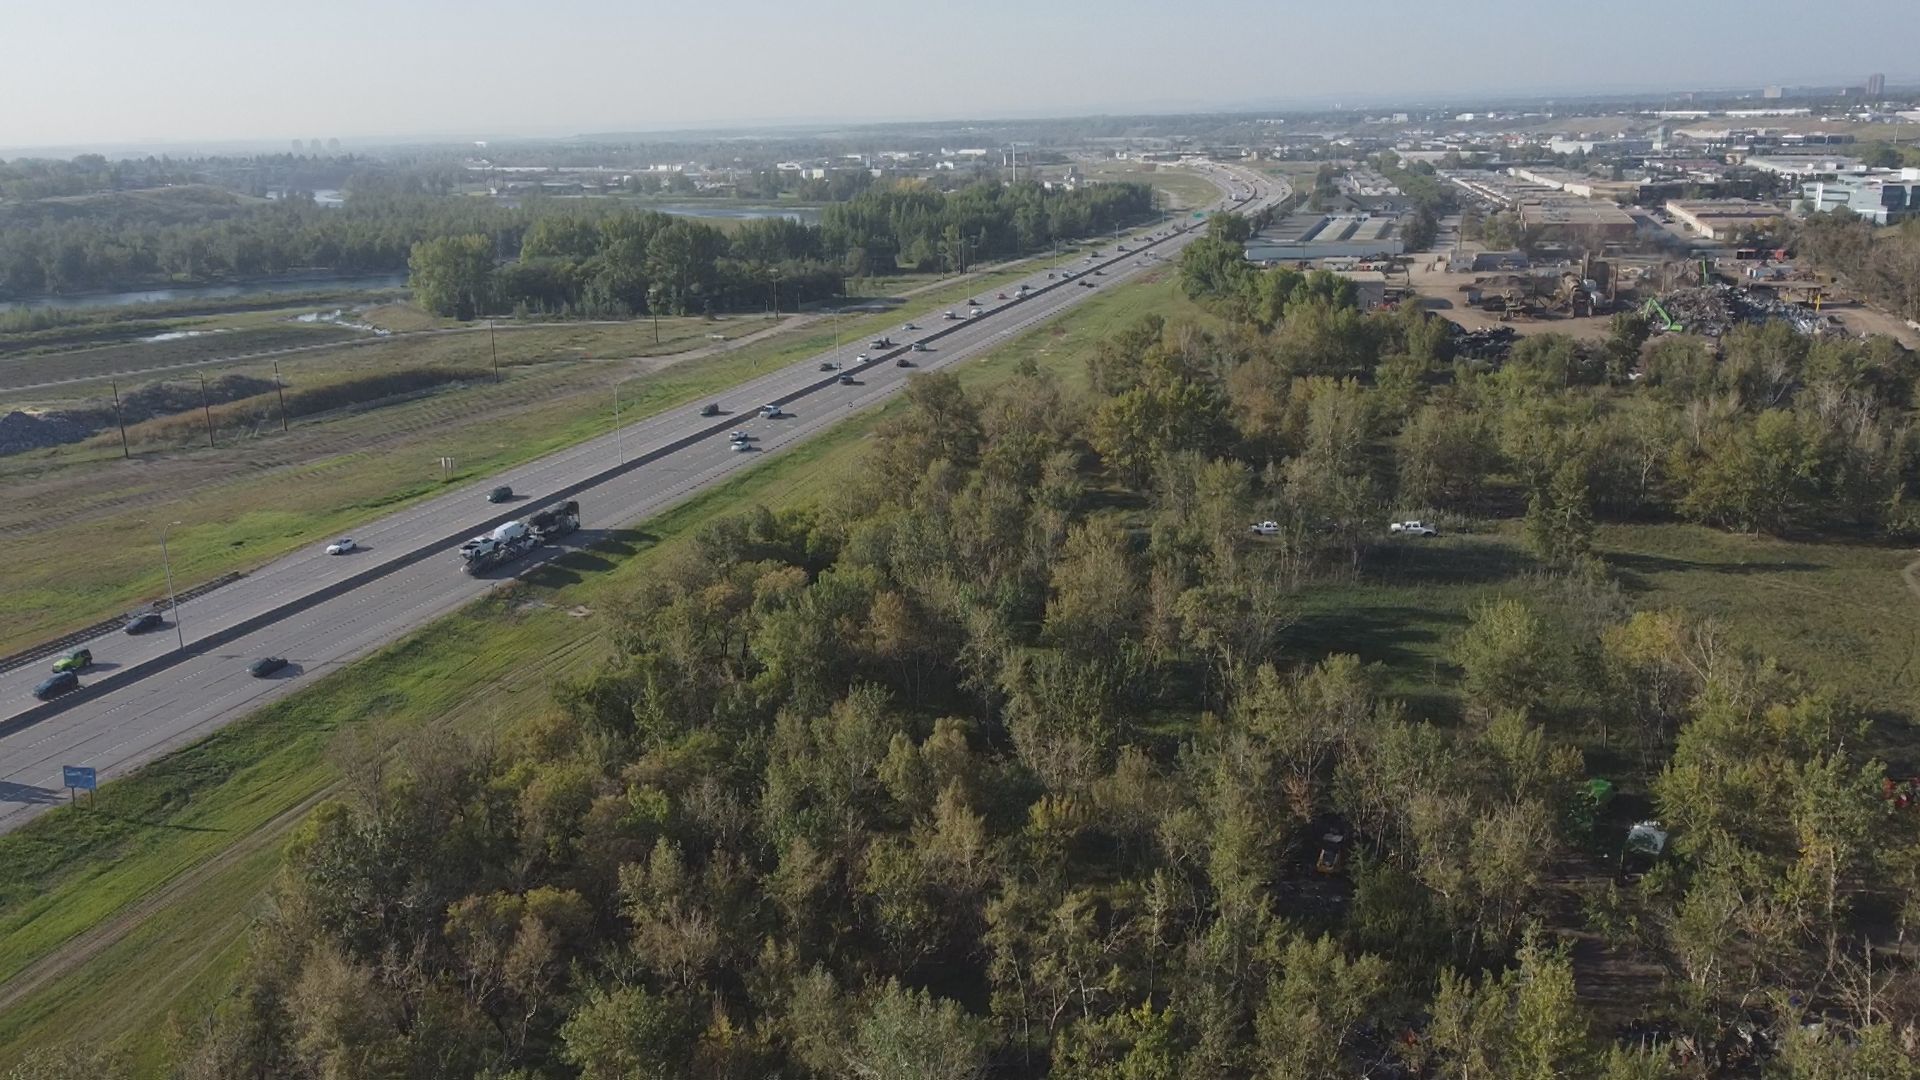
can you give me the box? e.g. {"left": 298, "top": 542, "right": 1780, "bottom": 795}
{"left": 488, "top": 319, "right": 500, "bottom": 382}
{"left": 272, "top": 359, "right": 289, "bottom": 433}
{"left": 614, "top": 380, "right": 622, "bottom": 465}
{"left": 110, "top": 380, "right": 129, "bottom": 459}
{"left": 198, "top": 374, "right": 214, "bottom": 448}
{"left": 159, "top": 520, "right": 184, "bottom": 651}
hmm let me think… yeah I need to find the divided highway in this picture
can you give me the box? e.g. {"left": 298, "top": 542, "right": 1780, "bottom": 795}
{"left": 0, "top": 165, "right": 1283, "bottom": 832}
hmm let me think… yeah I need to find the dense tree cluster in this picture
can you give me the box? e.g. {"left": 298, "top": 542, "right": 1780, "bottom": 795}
{"left": 818, "top": 181, "right": 1155, "bottom": 277}
{"left": 0, "top": 192, "right": 527, "bottom": 297}
{"left": 1791, "top": 212, "right": 1920, "bottom": 322}
{"left": 409, "top": 181, "right": 1158, "bottom": 319}
{"left": 155, "top": 228, "right": 1920, "bottom": 1077}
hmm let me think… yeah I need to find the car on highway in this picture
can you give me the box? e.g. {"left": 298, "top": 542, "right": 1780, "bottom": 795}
{"left": 761, "top": 404, "right": 782, "bottom": 418}
{"left": 729, "top": 430, "right": 750, "bottom": 443}
{"left": 732, "top": 439, "right": 754, "bottom": 452}
{"left": 1079, "top": 280, "right": 1095, "bottom": 288}
{"left": 700, "top": 403, "right": 721, "bottom": 417}
{"left": 895, "top": 356, "right": 912, "bottom": 367}
{"left": 910, "top": 342, "right": 926, "bottom": 352}
{"left": 971, "top": 308, "right": 985, "bottom": 316}
{"left": 902, "top": 322, "right": 919, "bottom": 331}
{"left": 52, "top": 648, "right": 92, "bottom": 673}
{"left": 1388, "top": 520, "right": 1438, "bottom": 537}
{"left": 1046, "top": 271, "right": 1056, "bottom": 278}
{"left": 838, "top": 373, "right": 855, "bottom": 385}
{"left": 487, "top": 485, "right": 513, "bottom": 504}
{"left": 943, "top": 311, "right": 960, "bottom": 320}
{"left": 965, "top": 298, "right": 979, "bottom": 307}
{"left": 124, "top": 610, "right": 163, "bottom": 635}
{"left": 818, "top": 361, "right": 838, "bottom": 371}
{"left": 856, "top": 353, "right": 869, "bottom": 363}
{"left": 248, "top": 656, "right": 288, "bottom": 678}
{"left": 34, "top": 670, "right": 80, "bottom": 700}
{"left": 1249, "top": 521, "right": 1281, "bottom": 536}
{"left": 996, "top": 292, "right": 1008, "bottom": 300}
{"left": 325, "top": 537, "right": 357, "bottom": 555}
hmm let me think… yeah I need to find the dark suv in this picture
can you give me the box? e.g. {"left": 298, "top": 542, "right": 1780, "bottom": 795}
{"left": 487, "top": 485, "right": 513, "bottom": 504}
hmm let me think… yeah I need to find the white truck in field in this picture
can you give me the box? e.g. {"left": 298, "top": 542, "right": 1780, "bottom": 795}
{"left": 1388, "top": 519, "right": 1437, "bottom": 537}
{"left": 459, "top": 500, "right": 580, "bottom": 575}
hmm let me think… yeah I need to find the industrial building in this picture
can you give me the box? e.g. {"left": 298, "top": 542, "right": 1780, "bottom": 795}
{"left": 1509, "top": 167, "right": 1643, "bottom": 202}
{"left": 1800, "top": 169, "right": 1920, "bottom": 225}
{"left": 1663, "top": 199, "right": 1788, "bottom": 239}
{"left": 1516, "top": 200, "right": 1638, "bottom": 241}
{"left": 1243, "top": 213, "right": 1406, "bottom": 263}
{"left": 1744, "top": 154, "right": 1862, "bottom": 178}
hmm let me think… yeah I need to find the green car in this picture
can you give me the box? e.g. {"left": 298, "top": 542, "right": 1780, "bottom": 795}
{"left": 52, "top": 648, "right": 92, "bottom": 673}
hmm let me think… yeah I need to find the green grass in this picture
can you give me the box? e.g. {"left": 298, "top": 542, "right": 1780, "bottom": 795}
{"left": 1598, "top": 523, "right": 1920, "bottom": 723}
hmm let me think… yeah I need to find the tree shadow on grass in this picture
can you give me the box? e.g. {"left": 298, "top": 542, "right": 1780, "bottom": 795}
{"left": 1281, "top": 605, "right": 1467, "bottom": 675}
{"left": 1365, "top": 540, "right": 1536, "bottom": 587}
{"left": 1604, "top": 551, "right": 1823, "bottom": 593}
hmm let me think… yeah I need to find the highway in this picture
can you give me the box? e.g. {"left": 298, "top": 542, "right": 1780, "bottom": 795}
{"left": 0, "top": 164, "right": 1284, "bottom": 832}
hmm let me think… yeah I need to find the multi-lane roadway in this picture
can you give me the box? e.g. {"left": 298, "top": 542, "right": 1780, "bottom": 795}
{"left": 0, "top": 165, "right": 1283, "bottom": 832}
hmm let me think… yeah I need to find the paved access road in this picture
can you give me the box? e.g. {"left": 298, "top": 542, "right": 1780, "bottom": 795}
{"left": 0, "top": 166, "right": 1284, "bottom": 832}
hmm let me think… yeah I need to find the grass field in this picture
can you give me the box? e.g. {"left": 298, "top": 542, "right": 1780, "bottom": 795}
{"left": 1, "top": 262, "right": 1914, "bottom": 1072}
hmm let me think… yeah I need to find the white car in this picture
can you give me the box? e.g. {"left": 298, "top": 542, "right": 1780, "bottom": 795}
{"left": 902, "top": 322, "right": 920, "bottom": 331}
{"left": 728, "top": 431, "right": 749, "bottom": 443}
{"left": 760, "top": 404, "right": 781, "bottom": 418}
{"left": 943, "top": 311, "right": 960, "bottom": 320}
{"left": 1388, "top": 520, "right": 1438, "bottom": 537}
{"left": 732, "top": 440, "right": 754, "bottom": 452}
{"left": 325, "top": 537, "right": 357, "bottom": 555}
{"left": 1249, "top": 521, "right": 1280, "bottom": 536}
{"left": 856, "top": 353, "right": 869, "bottom": 362}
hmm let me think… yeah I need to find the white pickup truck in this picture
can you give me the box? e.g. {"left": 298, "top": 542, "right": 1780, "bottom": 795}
{"left": 1388, "top": 520, "right": 1438, "bottom": 537}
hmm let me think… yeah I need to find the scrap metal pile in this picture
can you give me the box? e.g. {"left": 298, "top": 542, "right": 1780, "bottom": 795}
{"left": 1654, "top": 283, "right": 1833, "bottom": 338}
{"left": 1445, "top": 323, "right": 1518, "bottom": 362}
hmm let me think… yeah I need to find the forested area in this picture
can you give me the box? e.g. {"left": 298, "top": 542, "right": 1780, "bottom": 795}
{"left": 146, "top": 214, "right": 1920, "bottom": 1079}
{"left": 409, "top": 181, "right": 1158, "bottom": 319}
{"left": 1791, "top": 212, "right": 1920, "bottom": 322}
{"left": 0, "top": 191, "right": 528, "bottom": 297}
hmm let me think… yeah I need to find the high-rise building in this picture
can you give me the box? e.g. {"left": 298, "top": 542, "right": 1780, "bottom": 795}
{"left": 1762, "top": 85, "right": 1784, "bottom": 99}
{"left": 1867, "top": 72, "right": 1886, "bottom": 97}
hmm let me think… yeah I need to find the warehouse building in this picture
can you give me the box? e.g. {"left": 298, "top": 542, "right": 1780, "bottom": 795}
{"left": 1664, "top": 199, "right": 1788, "bottom": 239}
{"left": 1516, "top": 200, "right": 1638, "bottom": 241}
{"left": 1243, "top": 213, "right": 1406, "bottom": 262}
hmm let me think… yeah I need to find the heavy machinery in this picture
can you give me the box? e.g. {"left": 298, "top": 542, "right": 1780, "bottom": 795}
{"left": 459, "top": 500, "right": 580, "bottom": 575}
{"left": 1642, "top": 297, "right": 1682, "bottom": 333}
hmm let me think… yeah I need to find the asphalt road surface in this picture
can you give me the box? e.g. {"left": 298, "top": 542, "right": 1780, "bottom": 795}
{"left": 0, "top": 166, "right": 1284, "bottom": 832}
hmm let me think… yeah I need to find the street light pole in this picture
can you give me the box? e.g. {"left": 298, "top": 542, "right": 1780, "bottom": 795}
{"left": 159, "top": 520, "right": 184, "bottom": 651}
{"left": 488, "top": 320, "right": 500, "bottom": 382}
{"left": 614, "top": 380, "right": 622, "bottom": 465}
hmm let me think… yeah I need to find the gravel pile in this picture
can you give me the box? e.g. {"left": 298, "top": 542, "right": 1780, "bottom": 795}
{"left": 0, "top": 410, "right": 94, "bottom": 455}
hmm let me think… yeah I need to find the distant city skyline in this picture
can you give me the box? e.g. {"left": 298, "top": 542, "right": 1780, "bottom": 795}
{"left": 1, "top": 0, "right": 1914, "bottom": 153}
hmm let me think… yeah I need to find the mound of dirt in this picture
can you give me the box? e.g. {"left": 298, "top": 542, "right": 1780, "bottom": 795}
{"left": 0, "top": 410, "right": 95, "bottom": 454}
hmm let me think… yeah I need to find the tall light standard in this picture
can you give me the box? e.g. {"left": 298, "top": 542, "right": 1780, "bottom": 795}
{"left": 159, "top": 520, "right": 184, "bottom": 651}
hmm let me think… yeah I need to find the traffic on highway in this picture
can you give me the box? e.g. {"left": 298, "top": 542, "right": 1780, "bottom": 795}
{"left": 0, "top": 165, "right": 1284, "bottom": 831}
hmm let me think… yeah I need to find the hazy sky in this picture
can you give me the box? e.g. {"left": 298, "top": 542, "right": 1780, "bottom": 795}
{"left": 1, "top": 0, "right": 1911, "bottom": 151}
